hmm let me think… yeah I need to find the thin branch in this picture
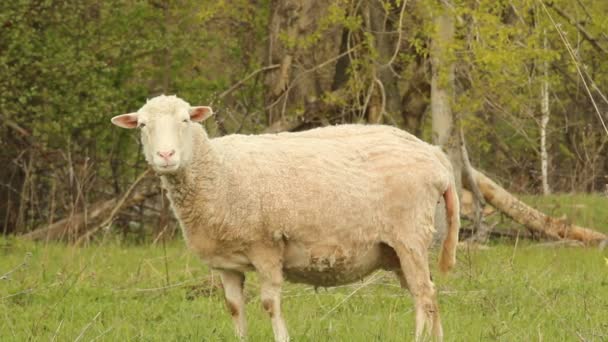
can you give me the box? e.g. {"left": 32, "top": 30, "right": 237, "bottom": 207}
{"left": 361, "top": 79, "right": 376, "bottom": 120}
{"left": 380, "top": 0, "right": 408, "bottom": 68}
{"left": 218, "top": 64, "right": 280, "bottom": 99}
{"left": 265, "top": 45, "right": 361, "bottom": 112}
{"left": 544, "top": 1, "right": 608, "bottom": 55}
{"left": 540, "top": 1, "right": 608, "bottom": 136}
{"left": 461, "top": 127, "right": 488, "bottom": 242}
{"left": 574, "top": 0, "right": 592, "bottom": 20}
{"left": 0, "top": 115, "right": 30, "bottom": 137}
{"left": 75, "top": 169, "right": 151, "bottom": 245}
{"left": 374, "top": 78, "right": 387, "bottom": 119}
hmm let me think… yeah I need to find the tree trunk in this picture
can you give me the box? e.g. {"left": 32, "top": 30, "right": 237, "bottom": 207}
{"left": 264, "top": 0, "right": 343, "bottom": 125}
{"left": 472, "top": 169, "right": 607, "bottom": 245}
{"left": 401, "top": 55, "right": 430, "bottom": 136}
{"left": 366, "top": 0, "right": 402, "bottom": 122}
{"left": 430, "top": 2, "right": 463, "bottom": 190}
{"left": 540, "top": 29, "right": 551, "bottom": 195}
{"left": 430, "top": 1, "right": 466, "bottom": 245}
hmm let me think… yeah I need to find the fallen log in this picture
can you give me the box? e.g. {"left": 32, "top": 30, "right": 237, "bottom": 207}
{"left": 22, "top": 170, "right": 157, "bottom": 241}
{"left": 471, "top": 168, "right": 607, "bottom": 245}
{"left": 459, "top": 225, "right": 533, "bottom": 241}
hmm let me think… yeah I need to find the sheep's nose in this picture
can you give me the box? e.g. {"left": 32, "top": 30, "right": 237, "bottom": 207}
{"left": 157, "top": 150, "right": 175, "bottom": 160}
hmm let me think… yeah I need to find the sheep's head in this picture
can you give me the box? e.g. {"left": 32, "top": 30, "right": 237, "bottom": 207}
{"left": 111, "top": 95, "right": 213, "bottom": 173}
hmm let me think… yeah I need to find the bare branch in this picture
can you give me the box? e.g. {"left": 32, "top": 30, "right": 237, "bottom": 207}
{"left": 265, "top": 45, "right": 361, "bottom": 112}
{"left": 218, "top": 64, "right": 280, "bottom": 100}
{"left": 76, "top": 169, "right": 152, "bottom": 245}
{"left": 544, "top": 1, "right": 608, "bottom": 55}
{"left": 380, "top": 0, "right": 408, "bottom": 68}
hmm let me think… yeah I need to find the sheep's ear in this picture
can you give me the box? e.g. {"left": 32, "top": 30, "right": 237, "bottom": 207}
{"left": 189, "top": 106, "right": 213, "bottom": 122}
{"left": 111, "top": 113, "right": 139, "bottom": 129}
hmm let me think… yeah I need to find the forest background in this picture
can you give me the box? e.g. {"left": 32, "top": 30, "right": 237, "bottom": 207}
{"left": 2, "top": 0, "right": 608, "bottom": 240}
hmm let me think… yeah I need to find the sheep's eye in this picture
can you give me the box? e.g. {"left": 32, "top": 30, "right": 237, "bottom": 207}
{"left": 182, "top": 119, "right": 189, "bottom": 123}
{"left": 138, "top": 123, "right": 146, "bottom": 128}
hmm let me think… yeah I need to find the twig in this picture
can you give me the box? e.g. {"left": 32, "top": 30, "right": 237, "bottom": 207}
{"left": 380, "top": 0, "right": 408, "bottom": 68}
{"left": 574, "top": 0, "right": 592, "bottom": 20}
{"left": 265, "top": 45, "right": 361, "bottom": 112}
{"left": 461, "top": 127, "right": 487, "bottom": 242}
{"left": 374, "top": 78, "right": 387, "bottom": 119}
{"left": 75, "top": 169, "right": 151, "bottom": 245}
{"left": 544, "top": 1, "right": 607, "bottom": 55}
{"left": 0, "top": 114, "right": 30, "bottom": 137}
{"left": 540, "top": 1, "right": 608, "bottom": 137}
{"left": 217, "top": 64, "right": 280, "bottom": 100}
{"left": 361, "top": 80, "right": 376, "bottom": 120}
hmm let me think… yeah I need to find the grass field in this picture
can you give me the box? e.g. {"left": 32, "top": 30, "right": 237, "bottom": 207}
{"left": 1, "top": 194, "right": 607, "bottom": 341}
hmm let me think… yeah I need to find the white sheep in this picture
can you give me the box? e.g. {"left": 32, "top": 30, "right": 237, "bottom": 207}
{"left": 111, "top": 95, "right": 460, "bottom": 342}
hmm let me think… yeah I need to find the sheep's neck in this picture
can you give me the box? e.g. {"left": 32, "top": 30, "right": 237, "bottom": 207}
{"left": 160, "top": 129, "right": 221, "bottom": 216}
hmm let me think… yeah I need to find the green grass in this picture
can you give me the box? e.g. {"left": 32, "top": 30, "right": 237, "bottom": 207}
{"left": 1, "top": 194, "right": 607, "bottom": 341}
{"left": 1, "top": 238, "right": 606, "bottom": 341}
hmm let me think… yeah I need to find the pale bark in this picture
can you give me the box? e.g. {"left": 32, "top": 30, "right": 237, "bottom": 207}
{"left": 461, "top": 129, "right": 488, "bottom": 242}
{"left": 430, "top": 2, "right": 463, "bottom": 190}
{"left": 472, "top": 169, "right": 607, "bottom": 245}
{"left": 540, "top": 29, "right": 551, "bottom": 195}
{"left": 430, "top": 1, "right": 466, "bottom": 247}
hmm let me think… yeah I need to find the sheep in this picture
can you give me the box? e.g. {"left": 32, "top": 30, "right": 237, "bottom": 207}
{"left": 111, "top": 95, "right": 460, "bottom": 342}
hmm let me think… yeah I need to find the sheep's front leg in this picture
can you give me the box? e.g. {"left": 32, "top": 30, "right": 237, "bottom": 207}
{"left": 259, "top": 270, "right": 289, "bottom": 342}
{"left": 249, "top": 248, "right": 289, "bottom": 342}
{"left": 219, "top": 270, "right": 247, "bottom": 340}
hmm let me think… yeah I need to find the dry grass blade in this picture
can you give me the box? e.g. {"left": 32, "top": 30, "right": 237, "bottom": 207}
{"left": 50, "top": 319, "right": 64, "bottom": 342}
{"left": 0, "top": 252, "right": 31, "bottom": 280}
{"left": 73, "top": 311, "right": 101, "bottom": 342}
{"left": 320, "top": 272, "right": 384, "bottom": 320}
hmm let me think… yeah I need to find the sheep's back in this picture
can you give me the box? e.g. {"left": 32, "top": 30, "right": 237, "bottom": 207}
{"left": 209, "top": 125, "right": 449, "bottom": 243}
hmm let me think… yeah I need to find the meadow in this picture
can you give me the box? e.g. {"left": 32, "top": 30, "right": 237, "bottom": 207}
{"left": 1, "top": 195, "right": 607, "bottom": 341}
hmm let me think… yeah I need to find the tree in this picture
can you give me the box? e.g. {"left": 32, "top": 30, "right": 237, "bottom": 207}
{"left": 7, "top": 0, "right": 608, "bottom": 244}
{"left": 258, "top": 0, "right": 608, "bottom": 245}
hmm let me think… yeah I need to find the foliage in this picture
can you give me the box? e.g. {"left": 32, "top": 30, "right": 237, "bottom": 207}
{"left": 0, "top": 0, "right": 269, "bottom": 233}
{"left": 2, "top": 0, "right": 608, "bottom": 235}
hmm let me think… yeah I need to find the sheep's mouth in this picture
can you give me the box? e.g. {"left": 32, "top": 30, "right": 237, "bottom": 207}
{"left": 155, "top": 163, "right": 180, "bottom": 173}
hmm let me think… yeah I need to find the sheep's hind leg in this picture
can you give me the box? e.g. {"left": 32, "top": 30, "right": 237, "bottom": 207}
{"left": 219, "top": 270, "right": 247, "bottom": 340}
{"left": 392, "top": 242, "right": 443, "bottom": 341}
{"left": 393, "top": 269, "right": 409, "bottom": 290}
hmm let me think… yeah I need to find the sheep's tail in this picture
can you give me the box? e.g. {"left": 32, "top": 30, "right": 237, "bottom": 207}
{"left": 439, "top": 177, "right": 460, "bottom": 273}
